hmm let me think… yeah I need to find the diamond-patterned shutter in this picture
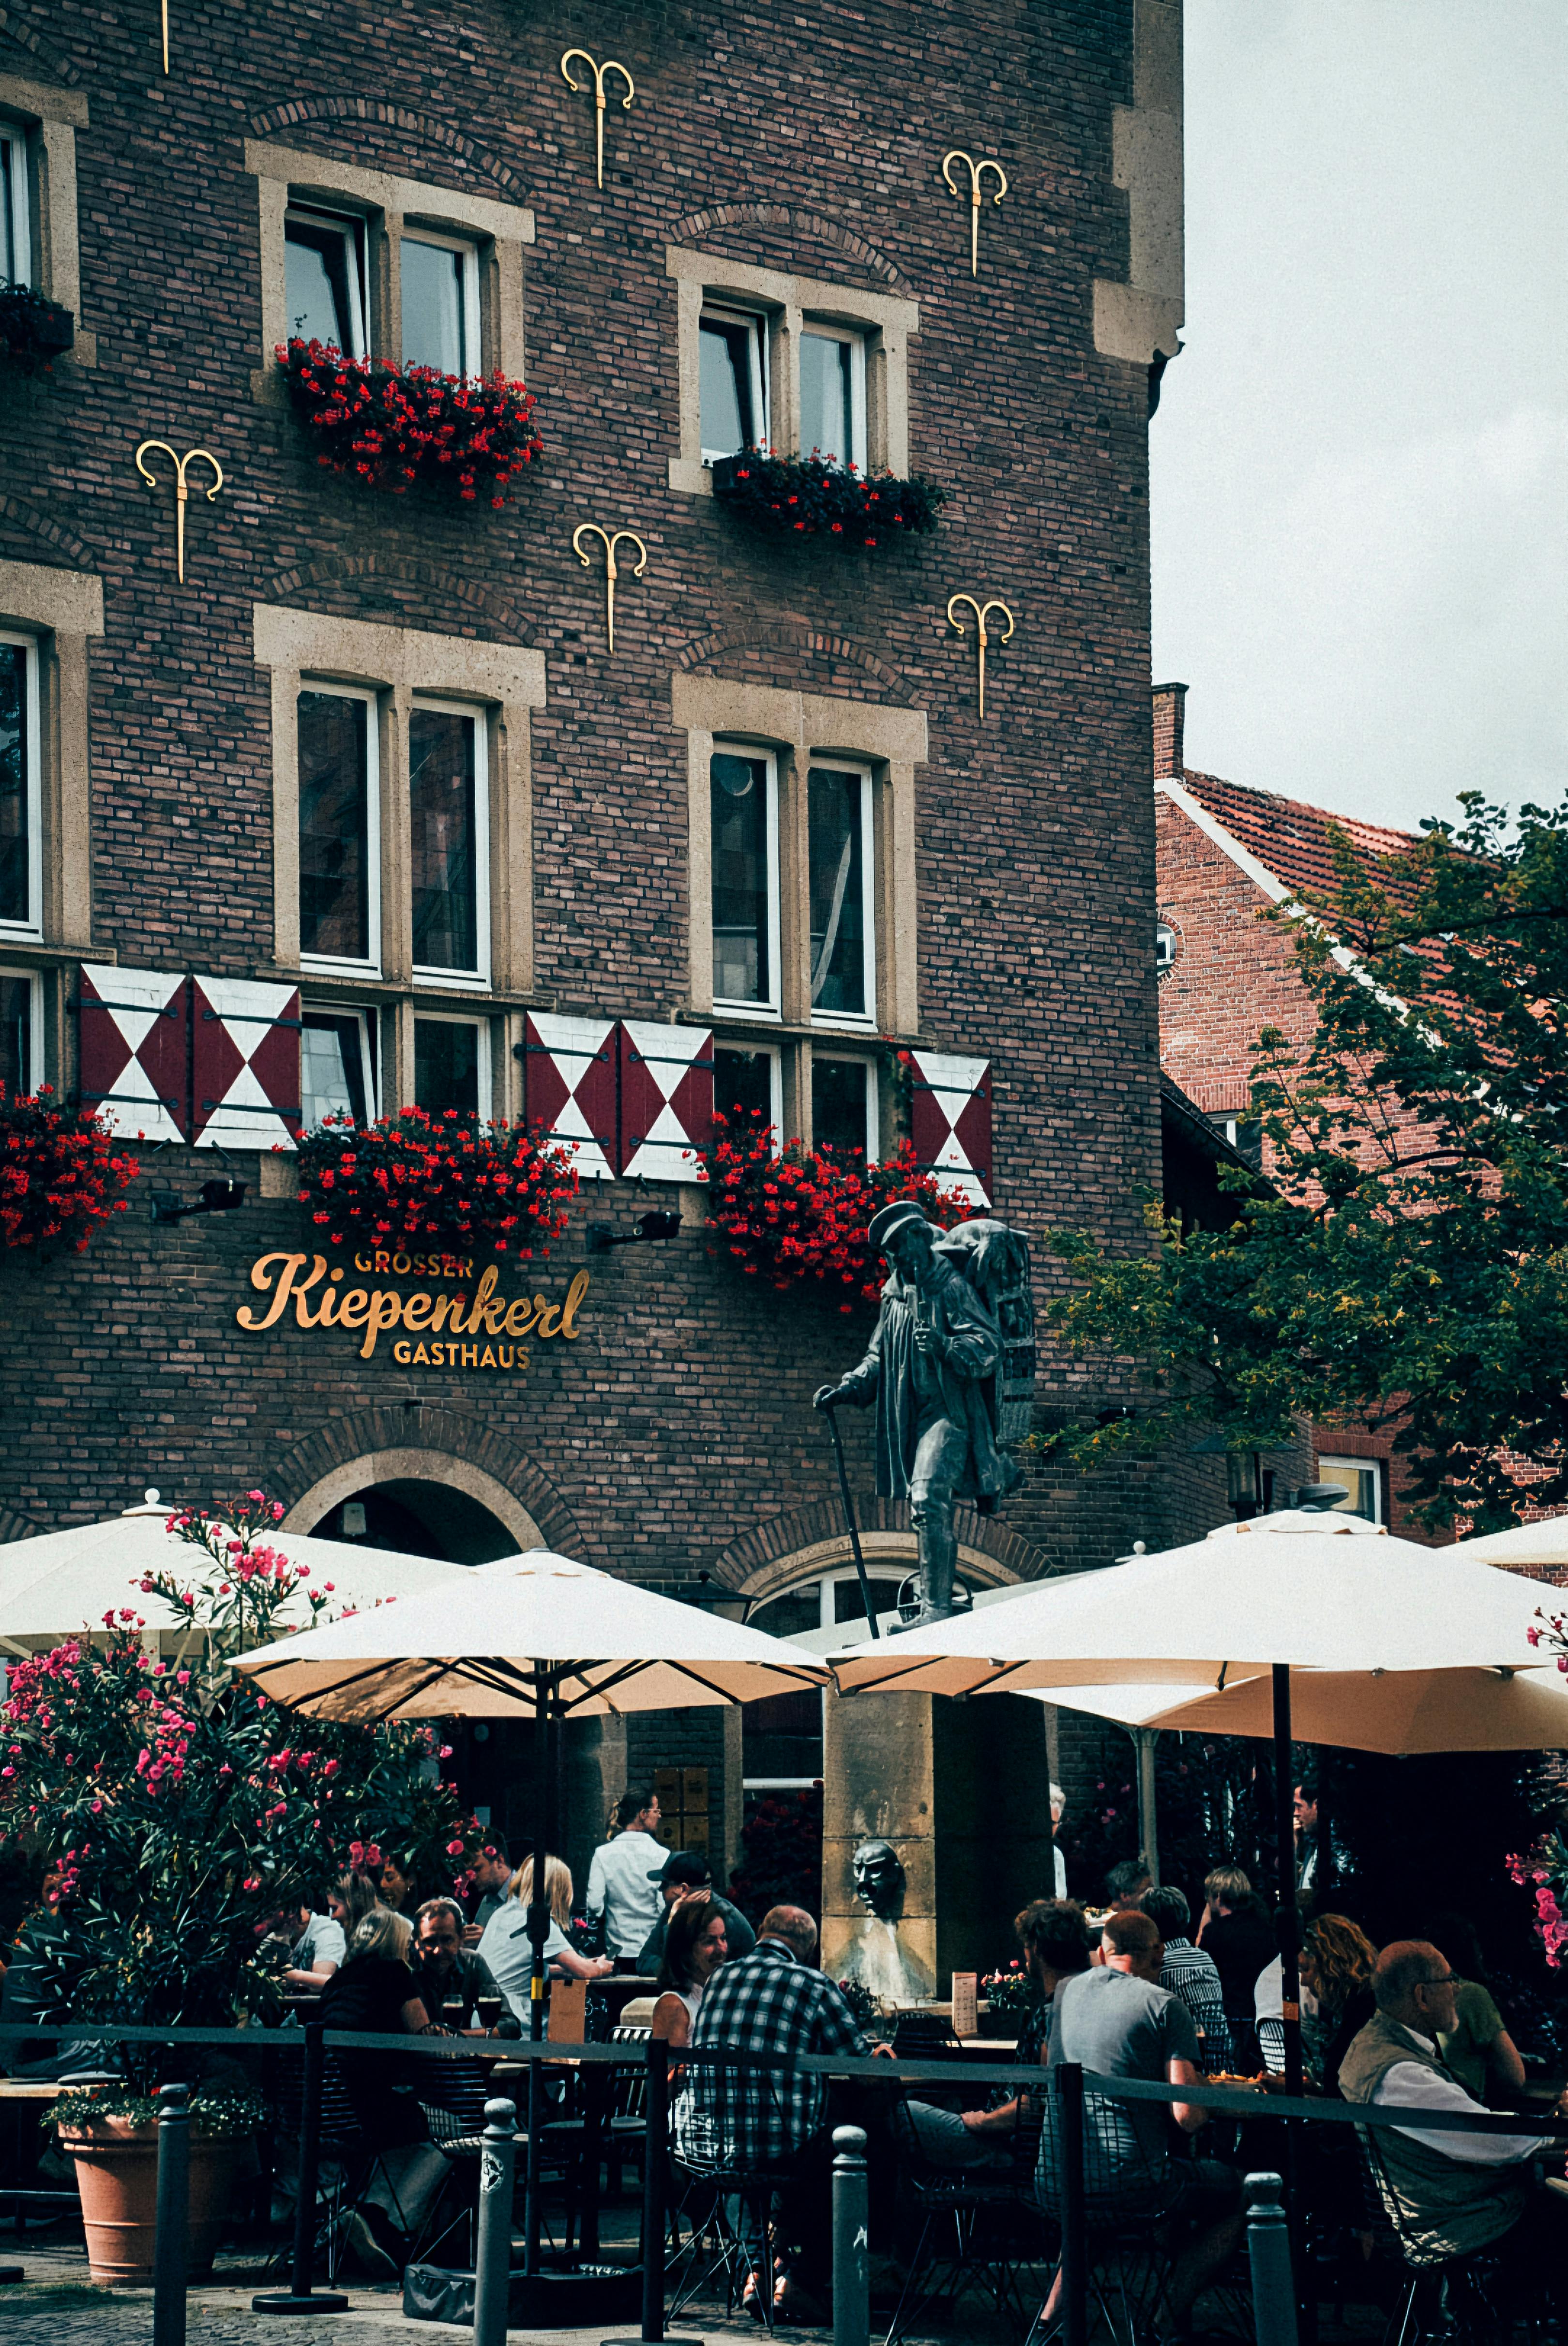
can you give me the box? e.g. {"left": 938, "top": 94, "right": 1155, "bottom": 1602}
{"left": 909, "top": 1049, "right": 992, "bottom": 1207}
{"left": 521, "top": 1012, "right": 618, "bottom": 1181}
{"left": 191, "top": 978, "right": 302, "bottom": 1151}
{"left": 74, "top": 964, "right": 190, "bottom": 1143}
{"left": 618, "top": 1022, "right": 713, "bottom": 1184}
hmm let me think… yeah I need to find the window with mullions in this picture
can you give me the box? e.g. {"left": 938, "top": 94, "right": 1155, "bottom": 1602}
{"left": 0, "top": 124, "right": 29, "bottom": 287}
{"left": 808, "top": 763, "right": 873, "bottom": 1022}
{"left": 799, "top": 326, "right": 865, "bottom": 470}
{"left": 298, "top": 686, "right": 378, "bottom": 968}
{"left": 700, "top": 308, "right": 767, "bottom": 461}
{"left": 0, "top": 969, "right": 38, "bottom": 1098}
{"left": 812, "top": 1055, "right": 875, "bottom": 1159}
{"left": 285, "top": 206, "right": 367, "bottom": 356}
{"left": 1317, "top": 1457, "right": 1382, "bottom": 1525}
{"left": 0, "top": 635, "right": 40, "bottom": 934}
{"left": 402, "top": 233, "right": 478, "bottom": 375}
{"left": 710, "top": 748, "right": 779, "bottom": 1012}
{"left": 410, "top": 701, "right": 486, "bottom": 981}
{"left": 415, "top": 1015, "right": 488, "bottom": 1118}
{"left": 713, "top": 1044, "right": 780, "bottom": 1137}
{"left": 300, "top": 1008, "right": 376, "bottom": 1132}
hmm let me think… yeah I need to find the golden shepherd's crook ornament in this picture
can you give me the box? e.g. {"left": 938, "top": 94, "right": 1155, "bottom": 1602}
{"left": 947, "top": 592, "right": 1014, "bottom": 722}
{"left": 160, "top": 0, "right": 169, "bottom": 72}
{"left": 941, "top": 150, "right": 1009, "bottom": 277}
{"left": 560, "top": 49, "right": 636, "bottom": 190}
{"left": 134, "top": 440, "right": 224, "bottom": 585}
{"left": 573, "top": 523, "right": 648, "bottom": 654}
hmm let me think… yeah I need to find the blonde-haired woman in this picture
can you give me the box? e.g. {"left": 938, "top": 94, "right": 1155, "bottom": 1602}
{"left": 476, "top": 1853, "right": 613, "bottom": 2024}
{"left": 317, "top": 1907, "right": 446, "bottom": 2277}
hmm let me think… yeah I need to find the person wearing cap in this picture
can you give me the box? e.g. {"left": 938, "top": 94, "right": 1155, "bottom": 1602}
{"left": 636, "top": 1849, "right": 756, "bottom": 1974}
{"left": 814, "top": 1202, "right": 1009, "bottom": 1624}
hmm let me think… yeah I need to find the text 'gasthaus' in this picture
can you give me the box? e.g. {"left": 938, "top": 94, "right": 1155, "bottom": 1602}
{"left": 235, "top": 1252, "right": 590, "bottom": 1365}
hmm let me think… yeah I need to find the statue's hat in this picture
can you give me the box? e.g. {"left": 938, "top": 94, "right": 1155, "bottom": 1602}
{"left": 867, "top": 1200, "right": 929, "bottom": 1253}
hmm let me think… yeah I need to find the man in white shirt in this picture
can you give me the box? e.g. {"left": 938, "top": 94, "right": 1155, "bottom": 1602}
{"left": 586, "top": 1786, "right": 666, "bottom": 1961}
{"left": 1049, "top": 1782, "right": 1068, "bottom": 1899}
{"left": 1341, "top": 1939, "right": 1568, "bottom": 2285}
{"left": 465, "top": 1840, "right": 515, "bottom": 1945}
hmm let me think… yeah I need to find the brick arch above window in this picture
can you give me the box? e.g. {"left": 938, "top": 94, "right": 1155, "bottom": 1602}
{"left": 271, "top": 1405, "right": 585, "bottom": 1557}
{"left": 708, "top": 1498, "right": 1055, "bottom": 1602}
{"left": 0, "top": 5, "right": 83, "bottom": 86}
{"left": 261, "top": 554, "right": 528, "bottom": 644}
{"left": 246, "top": 96, "right": 528, "bottom": 199}
{"left": 656, "top": 205, "right": 906, "bottom": 288}
{"left": 0, "top": 495, "right": 95, "bottom": 573}
{"left": 675, "top": 623, "right": 918, "bottom": 708}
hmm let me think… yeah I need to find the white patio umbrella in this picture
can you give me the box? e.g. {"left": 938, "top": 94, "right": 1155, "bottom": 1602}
{"left": 233, "top": 1549, "right": 829, "bottom": 2275}
{"left": 0, "top": 1488, "right": 465, "bottom": 1654}
{"left": 1457, "top": 1515, "right": 1568, "bottom": 1576}
{"left": 831, "top": 1508, "right": 1553, "bottom": 2090}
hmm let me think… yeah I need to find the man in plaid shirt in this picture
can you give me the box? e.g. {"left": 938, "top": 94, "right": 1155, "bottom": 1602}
{"left": 678, "top": 1904, "right": 880, "bottom": 2317}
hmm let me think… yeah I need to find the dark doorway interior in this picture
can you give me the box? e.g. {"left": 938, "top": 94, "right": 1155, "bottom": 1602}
{"left": 312, "top": 1477, "right": 519, "bottom": 1565}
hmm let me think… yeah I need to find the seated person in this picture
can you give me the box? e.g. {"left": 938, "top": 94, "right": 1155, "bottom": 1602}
{"left": 638, "top": 1850, "right": 755, "bottom": 1974}
{"left": 1141, "top": 1885, "right": 1234, "bottom": 2074}
{"left": 1040, "top": 1909, "right": 1243, "bottom": 2345}
{"left": 651, "top": 1894, "right": 729, "bottom": 2050}
{"left": 412, "top": 1897, "right": 519, "bottom": 2036}
{"left": 476, "top": 1853, "right": 613, "bottom": 2024}
{"left": 1298, "top": 1912, "right": 1377, "bottom": 2094}
{"left": 903, "top": 1897, "right": 1092, "bottom": 2171}
{"left": 1105, "top": 1857, "right": 1153, "bottom": 1912}
{"left": 1195, "top": 1865, "right": 1276, "bottom": 2028}
{"left": 1421, "top": 1910, "right": 1528, "bottom": 2105}
{"left": 1341, "top": 1939, "right": 1568, "bottom": 2289}
{"left": 317, "top": 1906, "right": 449, "bottom": 2277}
{"left": 254, "top": 1886, "right": 347, "bottom": 1993}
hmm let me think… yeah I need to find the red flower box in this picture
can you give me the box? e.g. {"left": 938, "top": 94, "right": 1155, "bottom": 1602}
{"left": 296, "top": 1107, "right": 577, "bottom": 1257}
{"left": 277, "top": 337, "right": 543, "bottom": 507}
{"left": 0, "top": 1086, "right": 138, "bottom": 1254}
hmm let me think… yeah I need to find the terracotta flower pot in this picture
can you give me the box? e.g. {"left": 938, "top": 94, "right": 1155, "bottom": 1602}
{"left": 60, "top": 2118, "right": 242, "bottom": 2286}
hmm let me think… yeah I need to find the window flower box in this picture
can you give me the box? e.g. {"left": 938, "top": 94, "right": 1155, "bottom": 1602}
{"left": 296, "top": 1105, "right": 578, "bottom": 1258}
{"left": 0, "top": 1086, "right": 138, "bottom": 1254}
{"left": 0, "top": 281, "right": 75, "bottom": 374}
{"left": 711, "top": 449, "right": 945, "bottom": 549}
{"left": 278, "top": 337, "right": 543, "bottom": 507}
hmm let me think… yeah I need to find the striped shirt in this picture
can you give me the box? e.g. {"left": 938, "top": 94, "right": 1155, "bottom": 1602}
{"left": 1159, "top": 1937, "right": 1234, "bottom": 2073}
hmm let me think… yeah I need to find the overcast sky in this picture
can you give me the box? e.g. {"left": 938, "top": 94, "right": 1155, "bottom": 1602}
{"left": 1150, "top": 0, "right": 1568, "bottom": 835}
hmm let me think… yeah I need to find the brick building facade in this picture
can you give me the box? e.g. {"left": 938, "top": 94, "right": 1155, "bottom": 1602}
{"left": 0, "top": 0, "right": 1207, "bottom": 1882}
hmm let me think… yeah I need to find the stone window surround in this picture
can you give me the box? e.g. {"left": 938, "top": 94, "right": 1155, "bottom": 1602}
{"left": 666, "top": 248, "right": 919, "bottom": 496}
{"left": 673, "top": 672, "right": 923, "bottom": 1146}
{"left": 244, "top": 138, "right": 534, "bottom": 399}
{"left": 252, "top": 603, "right": 545, "bottom": 1116}
{"left": 0, "top": 75, "right": 95, "bottom": 365}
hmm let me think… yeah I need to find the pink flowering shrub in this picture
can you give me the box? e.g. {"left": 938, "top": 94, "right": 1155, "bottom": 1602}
{"left": 0, "top": 1485, "right": 487, "bottom": 2032}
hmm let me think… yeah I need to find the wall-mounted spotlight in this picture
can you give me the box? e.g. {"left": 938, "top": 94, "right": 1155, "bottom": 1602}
{"left": 585, "top": 1209, "right": 682, "bottom": 1254}
{"left": 151, "top": 1174, "right": 248, "bottom": 1225}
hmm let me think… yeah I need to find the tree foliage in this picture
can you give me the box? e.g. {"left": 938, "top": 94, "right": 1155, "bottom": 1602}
{"left": 1044, "top": 793, "right": 1568, "bottom": 1527}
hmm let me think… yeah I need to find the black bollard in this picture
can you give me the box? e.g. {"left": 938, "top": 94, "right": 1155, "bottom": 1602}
{"left": 252, "top": 2018, "right": 348, "bottom": 2314}
{"left": 473, "top": 2098, "right": 518, "bottom": 2346}
{"left": 1055, "top": 2062, "right": 1088, "bottom": 2346}
{"left": 151, "top": 2082, "right": 190, "bottom": 2346}
{"left": 1246, "top": 2170, "right": 1299, "bottom": 2346}
{"left": 831, "top": 2126, "right": 869, "bottom": 2346}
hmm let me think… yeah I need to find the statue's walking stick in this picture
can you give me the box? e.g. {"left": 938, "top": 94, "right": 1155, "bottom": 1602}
{"left": 826, "top": 1405, "right": 881, "bottom": 1639}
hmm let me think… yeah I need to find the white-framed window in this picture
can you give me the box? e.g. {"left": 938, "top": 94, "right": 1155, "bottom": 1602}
{"left": 712, "top": 1042, "right": 782, "bottom": 1140}
{"left": 811, "top": 1053, "right": 877, "bottom": 1161}
{"left": 401, "top": 230, "right": 479, "bottom": 375}
{"left": 710, "top": 743, "right": 781, "bottom": 1016}
{"left": 300, "top": 1006, "right": 377, "bottom": 1131}
{"left": 1317, "top": 1456, "right": 1382, "bottom": 1524}
{"left": 0, "top": 632, "right": 42, "bottom": 938}
{"left": 699, "top": 304, "right": 768, "bottom": 461}
{"left": 298, "top": 682, "right": 380, "bottom": 975}
{"left": 0, "top": 121, "right": 30, "bottom": 287}
{"left": 409, "top": 697, "right": 489, "bottom": 987}
{"left": 415, "top": 1012, "right": 490, "bottom": 1119}
{"left": 1155, "top": 919, "right": 1176, "bottom": 973}
{"left": 0, "top": 966, "right": 41, "bottom": 1098}
{"left": 807, "top": 759, "right": 874, "bottom": 1027}
{"left": 799, "top": 322, "right": 866, "bottom": 470}
{"left": 284, "top": 204, "right": 367, "bottom": 357}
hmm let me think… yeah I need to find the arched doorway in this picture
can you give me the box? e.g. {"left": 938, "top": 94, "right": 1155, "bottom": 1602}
{"left": 283, "top": 1446, "right": 545, "bottom": 1566}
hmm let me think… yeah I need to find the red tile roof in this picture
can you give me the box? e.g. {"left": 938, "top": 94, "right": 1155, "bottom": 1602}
{"left": 1174, "top": 767, "right": 1424, "bottom": 902}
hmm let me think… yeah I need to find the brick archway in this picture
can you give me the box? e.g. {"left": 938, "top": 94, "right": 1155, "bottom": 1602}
{"left": 271, "top": 1405, "right": 584, "bottom": 1556}
{"left": 710, "top": 1497, "right": 1055, "bottom": 1605}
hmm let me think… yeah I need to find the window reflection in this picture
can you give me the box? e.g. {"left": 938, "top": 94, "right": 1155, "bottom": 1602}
{"left": 298, "top": 692, "right": 371, "bottom": 962}
{"left": 807, "top": 767, "right": 868, "bottom": 1016}
{"left": 415, "top": 1018, "right": 481, "bottom": 1116}
{"left": 402, "top": 238, "right": 467, "bottom": 374}
{"left": 711, "top": 751, "right": 773, "bottom": 1005}
{"left": 410, "top": 707, "right": 478, "bottom": 974}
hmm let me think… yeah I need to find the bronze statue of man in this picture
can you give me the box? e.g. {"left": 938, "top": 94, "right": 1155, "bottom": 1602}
{"left": 814, "top": 1200, "right": 1010, "bottom": 1625}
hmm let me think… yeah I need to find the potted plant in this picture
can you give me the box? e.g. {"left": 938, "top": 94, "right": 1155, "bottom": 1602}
{"left": 52, "top": 2081, "right": 264, "bottom": 2285}
{"left": 0, "top": 280, "right": 75, "bottom": 374}
{"left": 295, "top": 1104, "right": 578, "bottom": 1258}
{"left": 0, "top": 1084, "right": 138, "bottom": 1254}
{"left": 710, "top": 448, "right": 944, "bottom": 549}
{"left": 278, "top": 336, "right": 543, "bottom": 507}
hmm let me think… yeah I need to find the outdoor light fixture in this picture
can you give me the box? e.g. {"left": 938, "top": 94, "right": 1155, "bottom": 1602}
{"left": 1291, "top": 1483, "right": 1347, "bottom": 1513}
{"left": 585, "top": 1209, "right": 681, "bottom": 1254}
{"left": 151, "top": 1174, "right": 248, "bottom": 1224}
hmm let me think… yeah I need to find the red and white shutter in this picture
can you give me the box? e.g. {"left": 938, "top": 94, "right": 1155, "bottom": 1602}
{"left": 618, "top": 1023, "right": 713, "bottom": 1184}
{"left": 191, "top": 977, "right": 302, "bottom": 1151}
{"left": 521, "top": 1012, "right": 618, "bottom": 1181}
{"left": 75, "top": 963, "right": 189, "bottom": 1143}
{"left": 909, "top": 1050, "right": 992, "bottom": 1208}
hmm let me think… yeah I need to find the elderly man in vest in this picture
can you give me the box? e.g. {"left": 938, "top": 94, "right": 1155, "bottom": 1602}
{"left": 1342, "top": 1940, "right": 1568, "bottom": 2298}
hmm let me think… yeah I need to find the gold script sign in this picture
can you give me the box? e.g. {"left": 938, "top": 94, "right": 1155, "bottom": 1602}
{"left": 237, "top": 1251, "right": 590, "bottom": 1368}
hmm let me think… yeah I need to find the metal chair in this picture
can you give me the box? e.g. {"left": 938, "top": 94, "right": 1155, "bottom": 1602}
{"left": 883, "top": 2083, "right": 1053, "bottom": 2346}
{"left": 1357, "top": 2124, "right": 1554, "bottom": 2345}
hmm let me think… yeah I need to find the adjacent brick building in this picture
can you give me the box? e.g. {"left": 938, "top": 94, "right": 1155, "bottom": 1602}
{"left": 0, "top": 0, "right": 1209, "bottom": 1880}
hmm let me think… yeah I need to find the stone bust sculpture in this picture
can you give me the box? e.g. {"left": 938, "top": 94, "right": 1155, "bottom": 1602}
{"left": 851, "top": 1836, "right": 905, "bottom": 1920}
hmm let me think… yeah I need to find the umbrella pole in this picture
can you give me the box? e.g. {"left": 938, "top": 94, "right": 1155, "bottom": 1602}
{"left": 525, "top": 1664, "right": 550, "bottom": 2281}
{"left": 1272, "top": 1663, "right": 1306, "bottom": 2318}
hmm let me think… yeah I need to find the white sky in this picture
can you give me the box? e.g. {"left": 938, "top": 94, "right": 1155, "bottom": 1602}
{"left": 1150, "top": 0, "right": 1568, "bottom": 834}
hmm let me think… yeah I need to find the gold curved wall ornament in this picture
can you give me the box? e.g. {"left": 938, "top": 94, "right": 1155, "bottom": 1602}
{"left": 134, "top": 440, "right": 224, "bottom": 585}
{"left": 941, "top": 150, "right": 1009, "bottom": 277}
{"left": 946, "top": 592, "right": 1014, "bottom": 721}
{"left": 560, "top": 49, "right": 636, "bottom": 190}
{"left": 572, "top": 523, "right": 648, "bottom": 654}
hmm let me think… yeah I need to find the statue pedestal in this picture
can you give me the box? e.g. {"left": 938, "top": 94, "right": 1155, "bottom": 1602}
{"left": 821, "top": 1684, "right": 1051, "bottom": 2000}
